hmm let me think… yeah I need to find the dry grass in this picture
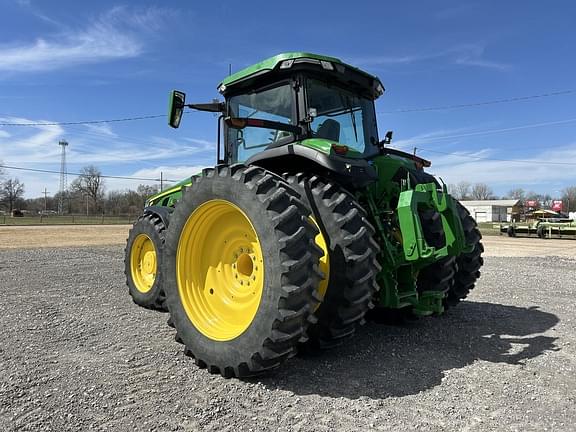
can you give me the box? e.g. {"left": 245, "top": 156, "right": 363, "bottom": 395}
{"left": 0, "top": 225, "right": 131, "bottom": 249}
{"left": 1, "top": 225, "right": 575, "bottom": 258}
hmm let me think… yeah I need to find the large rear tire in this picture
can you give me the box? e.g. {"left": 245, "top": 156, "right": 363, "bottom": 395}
{"left": 124, "top": 213, "right": 167, "bottom": 311}
{"left": 285, "top": 173, "right": 381, "bottom": 348}
{"left": 163, "top": 165, "right": 322, "bottom": 377}
{"left": 444, "top": 202, "right": 484, "bottom": 308}
{"left": 417, "top": 209, "right": 456, "bottom": 297}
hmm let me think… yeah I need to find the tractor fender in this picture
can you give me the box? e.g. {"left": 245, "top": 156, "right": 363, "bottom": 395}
{"left": 143, "top": 205, "right": 174, "bottom": 228}
{"left": 246, "top": 143, "right": 378, "bottom": 187}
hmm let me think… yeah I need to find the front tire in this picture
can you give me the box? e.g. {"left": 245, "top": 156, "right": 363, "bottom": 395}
{"left": 124, "top": 213, "right": 167, "bottom": 311}
{"left": 163, "top": 165, "right": 322, "bottom": 378}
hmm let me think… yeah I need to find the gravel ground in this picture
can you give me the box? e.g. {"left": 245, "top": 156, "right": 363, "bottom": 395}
{"left": 0, "top": 246, "right": 574, "bottom": 431}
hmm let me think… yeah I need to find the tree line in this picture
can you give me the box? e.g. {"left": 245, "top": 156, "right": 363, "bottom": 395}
{"left": 447, "top": 181, "right": 576, "bottom": 212}
{"left": 1, "top": 164, "right": 575, "bottom": 214}
{"left": 0, "top": 164, "right": 159, "bottom": 216}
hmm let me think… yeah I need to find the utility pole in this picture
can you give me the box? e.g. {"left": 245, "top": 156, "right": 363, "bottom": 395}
{"left": 160, "top": 171, "right": 164, "bottom": 191}
{"left": 58, "top": 140, "right": 68, "bottom": 215}
{"left": 43, "top": 188, "right": 49, "bottom": 212}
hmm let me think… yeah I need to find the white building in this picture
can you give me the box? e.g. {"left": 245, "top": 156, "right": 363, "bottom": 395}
{"left": 459, "top": 200, "right": 521, "bottom": 223}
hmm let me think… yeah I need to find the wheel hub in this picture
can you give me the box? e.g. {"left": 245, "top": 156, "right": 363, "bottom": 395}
{"left": 130, "top": 233, "right": 157, "bottom": 293}
{"left": 177, "top": 200, "right": 265, "bottom": 341}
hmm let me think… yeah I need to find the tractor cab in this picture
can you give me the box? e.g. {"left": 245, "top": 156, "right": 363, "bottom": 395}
{"left": 169, "top": 53, "right": 386, "bottom": 186}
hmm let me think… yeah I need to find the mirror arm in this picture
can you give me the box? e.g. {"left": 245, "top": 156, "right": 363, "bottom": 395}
{"left": 187, "top": 102, "right": 226, "bottom": 113}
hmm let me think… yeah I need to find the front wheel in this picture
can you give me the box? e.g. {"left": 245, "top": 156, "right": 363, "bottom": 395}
{"left": 124, "top": 213, "right": 167, "bottom": 311}
{"left": 163, "top": 165, "right": 322, "bottom": 378}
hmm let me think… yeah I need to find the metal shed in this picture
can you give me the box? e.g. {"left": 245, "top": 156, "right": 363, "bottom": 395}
{"left": 459, "top": 199, "right": 522, "bottom": 222}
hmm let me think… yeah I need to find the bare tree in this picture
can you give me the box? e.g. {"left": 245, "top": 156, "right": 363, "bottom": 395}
{"left": 0, "top": 178, "right": 25, "bottom": 212}
{"left": 137, "top": 184, "right": 160, "bottom": 205}
{"left": 507, "top": 188, "right": 525, "bottom": 200}
{"left": 563, "top": 186, "right": 576, "bottom": 212}
{"left": 71, "top": 165, "right": 105, "bottom": 211}
{"left": 470, "top": 183, "right": 494, "bottom": 200}
{"left": 451, "top": 181, "right": 471, "bottom": 200}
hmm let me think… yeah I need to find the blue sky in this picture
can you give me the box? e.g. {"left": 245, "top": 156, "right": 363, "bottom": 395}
{"left": 1, "top": 0, "right": 575, "bottom": 198}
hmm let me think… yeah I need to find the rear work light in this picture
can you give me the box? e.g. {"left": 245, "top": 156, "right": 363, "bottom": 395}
{"left": 331, "top": 144, "right": 349, "bottom": 155}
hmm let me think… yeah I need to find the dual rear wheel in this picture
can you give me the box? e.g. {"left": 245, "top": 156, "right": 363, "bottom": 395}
{"left": 140, "top": 166, "right": 380, "bottom": 377}
{"left": 163, "top": 165, "right": 325, "bottom": 377}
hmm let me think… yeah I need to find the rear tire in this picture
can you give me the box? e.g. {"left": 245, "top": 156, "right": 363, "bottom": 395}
{"left": 417, "top": 209, "right": 456, "bottom": 297}
{"left": 444, "top": 202, "right": 484, "bottom": 308}
{"left": 124, "top": 213, "right": 167, "bottom": 311}
{"left": 285, "top": 173, "right": 381, "bottom": 348}
{"left": 163, "top": 165, "right": 322, "bottom": 378}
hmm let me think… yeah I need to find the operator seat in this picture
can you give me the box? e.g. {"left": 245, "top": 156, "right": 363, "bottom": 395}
{"left": 316, "top": 119, "right": 340, "bottom": 142}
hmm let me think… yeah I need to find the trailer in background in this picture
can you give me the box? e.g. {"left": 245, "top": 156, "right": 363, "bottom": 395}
{"left": 499, "top": 218, "right": 576, "bottom": 239}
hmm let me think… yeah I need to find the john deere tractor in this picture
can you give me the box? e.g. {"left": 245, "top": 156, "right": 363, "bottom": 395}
{"left": 124, "top": 52, "right": 483, "bottom": 378}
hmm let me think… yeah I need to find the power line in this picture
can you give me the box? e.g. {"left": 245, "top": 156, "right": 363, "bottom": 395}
{"left": 0, "top": 114, "right": 167, "bottom": 127}
{"left": 0, "top": 88, "right": 574, "bottom": 126}
{"left": 0, "top": 164, "right": 178, "bottom": 182}
{"left": 379, "top": 89, "right": 576, "bottom": 114}
{"left": 396, "top": 117, "right": 576, "bottom": 145}
{"left": 418, "top": 148, "right": 576, "bottom": 166}
{"left": 0, "top": 109, "right": 206, "bottom": 127}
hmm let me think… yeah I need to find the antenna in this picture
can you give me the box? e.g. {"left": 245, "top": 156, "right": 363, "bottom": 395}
{"left": 58, "top": 139, "right": 68, "bottom": 215}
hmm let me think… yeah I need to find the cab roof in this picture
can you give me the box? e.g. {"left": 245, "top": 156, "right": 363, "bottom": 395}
{"left": 217, "top": 52, "right": 385, "bottom": 99}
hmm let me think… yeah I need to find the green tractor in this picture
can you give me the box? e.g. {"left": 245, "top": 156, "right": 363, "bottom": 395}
{"left": 124, "top": 52, "right": 483, "bottom": 378}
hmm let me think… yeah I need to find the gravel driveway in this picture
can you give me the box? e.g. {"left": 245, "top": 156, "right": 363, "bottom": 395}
{"left": 0, "top": 246, "right": 574, "bottom": 431}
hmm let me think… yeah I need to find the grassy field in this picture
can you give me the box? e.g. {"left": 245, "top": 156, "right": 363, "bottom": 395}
{"left": 477, "top": 222, "right": 502, "bottom": 236}
{"left": 0, "top": 215, "right": 136, "bottom": 226}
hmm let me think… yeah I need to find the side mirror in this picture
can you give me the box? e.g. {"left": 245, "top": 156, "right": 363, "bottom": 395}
{"left": 168, "top": 90, "right": 186, "bottom": 128}
{"left": 384, "top": 130, "right": 393, "bottom": 144}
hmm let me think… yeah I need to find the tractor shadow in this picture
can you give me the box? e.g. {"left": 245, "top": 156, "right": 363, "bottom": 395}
{"left": 256, "top": 301, "right": 560, "bottom": 399}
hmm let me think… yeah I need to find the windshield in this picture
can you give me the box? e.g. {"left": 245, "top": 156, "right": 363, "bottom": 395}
{"left": 227, "top": 83, "right": 294, "bottom": 163}
{"left": 306, "top": 79, "right": 378, "bottom": 154}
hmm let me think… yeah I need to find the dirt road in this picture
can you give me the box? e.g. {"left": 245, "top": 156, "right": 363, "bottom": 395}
{"left": 2, "top": 225, "right": 575, "bottom": 258}
{"left": 1, "top": 224, "right": 575, "bottom": 430}
{"left": 0, "top": 246, "right": 573, "bottom": 431}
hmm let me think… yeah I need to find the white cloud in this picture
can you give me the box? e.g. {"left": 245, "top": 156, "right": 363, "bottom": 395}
{"left": 0, "top": 115, "right": 215, "bottom": 197}
{"left": 452, "top": 45, "right": 509, "bottom": 71}
{"left": 424, "top": 144, "right": 576, "bottom": 192}
{"left": 0, "top": 116, "right": 215, "bottom": 166}
{"left": 0, "top": 117, "right": 63, "bottom": 160}
{"left": 82, "top": 124, "right": 117, "bottom": 138}
{"left": 102, "top": 165, "right": 208, "bottom": 193}
{"left": 351, "top": 43, "right": 509, "bottom": 71}
{"left": 391, "top": 128, "right": 470, "bottom": 150}
{"left": 132, "top": 166, "right": 208, "bottom": 183}
{"left": 0, "top": 7, "right": 170, "bottom": 72}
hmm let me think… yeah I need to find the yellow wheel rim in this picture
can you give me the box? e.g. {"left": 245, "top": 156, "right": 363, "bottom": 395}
{"left": 177, "top": 199, "right": 264, "bottom": 341}
{"left": 310, "top": 217, "right": 330, "bottom": 307}
{"left": 130, "top": 233, "right": 157, "bottom": 293}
